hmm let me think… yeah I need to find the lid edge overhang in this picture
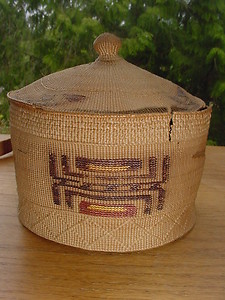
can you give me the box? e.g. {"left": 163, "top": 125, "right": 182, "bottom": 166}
{"left": 8, "top": 95, "right": 211, "bottom": 118}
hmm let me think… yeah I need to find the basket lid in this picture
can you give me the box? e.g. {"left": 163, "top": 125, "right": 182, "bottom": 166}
{"left": 8, "top": 32, "right": 206, "bottom": 114}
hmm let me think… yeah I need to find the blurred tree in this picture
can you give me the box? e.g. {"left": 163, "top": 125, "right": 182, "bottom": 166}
{"left": 0, "top": 0, "right": 31, "bottom": 129}
{"left": 168, "top": 0, "right": 225, "bottom": 145}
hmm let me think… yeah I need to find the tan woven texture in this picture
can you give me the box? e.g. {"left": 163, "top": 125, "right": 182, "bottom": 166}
{"left": 8, "top": 33, "right": 211, "bottom": 252}
{"left": 8, "top": 33, "right": 205, "bottom": 114}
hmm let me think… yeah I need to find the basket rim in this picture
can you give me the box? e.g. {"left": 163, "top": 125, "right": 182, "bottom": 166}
{"left": 8, "top": 97, "right": 212, "bottom": 119}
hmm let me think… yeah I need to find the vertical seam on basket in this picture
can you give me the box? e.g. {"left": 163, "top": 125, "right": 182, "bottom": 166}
{"left": 169, "top": 112, "right": 174, "bottom": 142}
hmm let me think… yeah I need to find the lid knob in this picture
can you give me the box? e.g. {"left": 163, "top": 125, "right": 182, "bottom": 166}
{"left": 93, "top": 32, "right": 121, "bottom": 60}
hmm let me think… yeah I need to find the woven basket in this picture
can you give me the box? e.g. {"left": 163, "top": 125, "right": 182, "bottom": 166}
{"left": 8, "top": 33, "right": 211, "bottom": 252}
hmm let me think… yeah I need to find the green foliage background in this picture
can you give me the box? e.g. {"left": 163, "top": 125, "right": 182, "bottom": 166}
{"left": 0, "top": 0, "right": 225, "bottom": 144}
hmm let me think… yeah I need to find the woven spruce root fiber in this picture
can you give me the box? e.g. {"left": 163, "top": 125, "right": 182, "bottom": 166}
{"left": 8, "top": 33, "right": 211, "bottom": 252}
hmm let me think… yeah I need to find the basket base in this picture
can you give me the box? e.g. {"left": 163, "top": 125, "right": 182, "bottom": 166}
{"left": 18, "top": 200, "right": 196, "bottom": 252}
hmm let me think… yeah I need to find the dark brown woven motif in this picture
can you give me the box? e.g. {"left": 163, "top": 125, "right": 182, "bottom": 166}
{"left": 49, "top": 153, "right": 170, "bottom": 216}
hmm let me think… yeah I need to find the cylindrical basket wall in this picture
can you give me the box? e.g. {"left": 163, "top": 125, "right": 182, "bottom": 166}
{"left": 9, "top": 103, "right": 211, "bottom": 252}
{"left": 8, "top": 33, "right": 211, "bottom": 252}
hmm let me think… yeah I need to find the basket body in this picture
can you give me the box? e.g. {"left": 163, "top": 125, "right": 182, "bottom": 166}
{"left": 10, "top": 102, "right": 211, "bottom": 252}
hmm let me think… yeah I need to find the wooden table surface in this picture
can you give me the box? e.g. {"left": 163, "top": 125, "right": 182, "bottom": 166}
{"left": 0, "top": 134, "right": 225, "bottom": 300}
